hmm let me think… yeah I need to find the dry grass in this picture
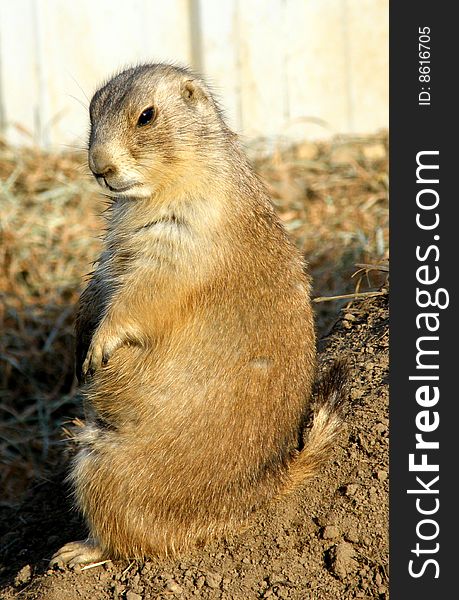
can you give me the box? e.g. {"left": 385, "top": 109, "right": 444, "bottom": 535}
{"left": 0, "top": 133, "right": 388, "bottom": 503}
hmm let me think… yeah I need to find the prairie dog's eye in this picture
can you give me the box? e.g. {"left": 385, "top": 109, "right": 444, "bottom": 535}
{"left": 137, "top": 107, "right": 155, "bottom": 127}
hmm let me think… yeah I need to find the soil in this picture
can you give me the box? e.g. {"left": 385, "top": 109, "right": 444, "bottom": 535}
{"left": 0, "top": 292, "right": 389, "bottom": 600}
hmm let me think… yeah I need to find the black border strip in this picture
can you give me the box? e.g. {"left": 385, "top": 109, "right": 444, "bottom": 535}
{"left": 390, "top": 2, "right": 456, "bottom": 596}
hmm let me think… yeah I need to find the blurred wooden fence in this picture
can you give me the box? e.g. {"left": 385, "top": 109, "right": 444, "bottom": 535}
{"left": 0, "top": 0, "right": 388, "bottom": 148}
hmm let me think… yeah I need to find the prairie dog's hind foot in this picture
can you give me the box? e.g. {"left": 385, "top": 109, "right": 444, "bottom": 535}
{"left": 49, "top": 539, "right": 104, "bottom": 568}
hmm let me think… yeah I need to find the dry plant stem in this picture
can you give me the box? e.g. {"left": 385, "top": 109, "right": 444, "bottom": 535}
{"left": 354, "top": 262, "right": 389, "bottom": 273}
{"left": 313, "top": 290, "right": 387, "bottom": 303}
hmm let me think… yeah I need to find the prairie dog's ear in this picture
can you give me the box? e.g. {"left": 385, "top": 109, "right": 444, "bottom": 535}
{"left": 181, "top": 79, "right": 208, "bottom": 104}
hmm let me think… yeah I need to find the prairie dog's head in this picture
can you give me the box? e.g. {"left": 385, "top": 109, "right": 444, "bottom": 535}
{"left": 88, "top": 64, "right": 228, "bottom": 199}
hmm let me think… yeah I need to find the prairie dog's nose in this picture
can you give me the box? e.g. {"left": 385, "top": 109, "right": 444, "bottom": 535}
{"left": 89, "top": 145, "right": 117, "bottom": 177}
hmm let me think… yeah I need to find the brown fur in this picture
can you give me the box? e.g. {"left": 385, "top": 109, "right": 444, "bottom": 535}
{"left": 51, "top": 64, "right": 347, "bottom": 567}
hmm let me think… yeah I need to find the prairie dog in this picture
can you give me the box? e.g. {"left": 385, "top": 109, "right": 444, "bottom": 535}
{"left": 51, "top": 64, "right": 346, "bottom": 567}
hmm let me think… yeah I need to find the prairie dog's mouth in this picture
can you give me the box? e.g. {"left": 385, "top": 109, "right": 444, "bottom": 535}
{"left": 103, "top": 181, "right": 151, "bottom": 200}
{"left": 106, "top": 182, "right": 136, "bottom": 193}
{"left": 97, "top": 179, "right": 138, "bottom": 193}
{"left": 94, "top": 174, "right": 140, "bottom": 195}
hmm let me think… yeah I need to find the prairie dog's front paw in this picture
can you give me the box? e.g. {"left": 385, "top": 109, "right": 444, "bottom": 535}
{"left": 82, "top": 327, "right": 123, "bottom": 380}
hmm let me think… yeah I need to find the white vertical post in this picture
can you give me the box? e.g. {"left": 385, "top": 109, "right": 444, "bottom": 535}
{"left": 188, "top": 0, "right": 204, "bottom": 73}
{"left": 31, "top": 0, "right": 50, "bottom": 146}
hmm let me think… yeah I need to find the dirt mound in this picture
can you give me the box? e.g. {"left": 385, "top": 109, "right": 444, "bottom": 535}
{"left": 0, "top": 292, "right": 388, "bottom": 600}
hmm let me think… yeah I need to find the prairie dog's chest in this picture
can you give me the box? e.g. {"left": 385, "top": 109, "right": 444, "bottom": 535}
{"left": 106, "top": 198, "right": 225, "bottom": 285}
{"left": 107, "top": 218, "right": 213, "bottom": 291}
{"left": 135, "top": 219, "right": 198, "bottom": 265}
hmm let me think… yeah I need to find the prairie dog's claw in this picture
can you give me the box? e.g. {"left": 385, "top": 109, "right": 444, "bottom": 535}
{"left": 50, "top": 539, "right": 104, "bottom": 568}
{"left": 82, "top": 342, "right": 104, "bottom": 379}
{"left": 82, "top": 332, "right": 121, "bottom": 379}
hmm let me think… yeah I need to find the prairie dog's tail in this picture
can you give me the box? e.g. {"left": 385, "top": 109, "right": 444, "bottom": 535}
{"left": 284, "top": 359, "right": 349, "bottom": 495}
